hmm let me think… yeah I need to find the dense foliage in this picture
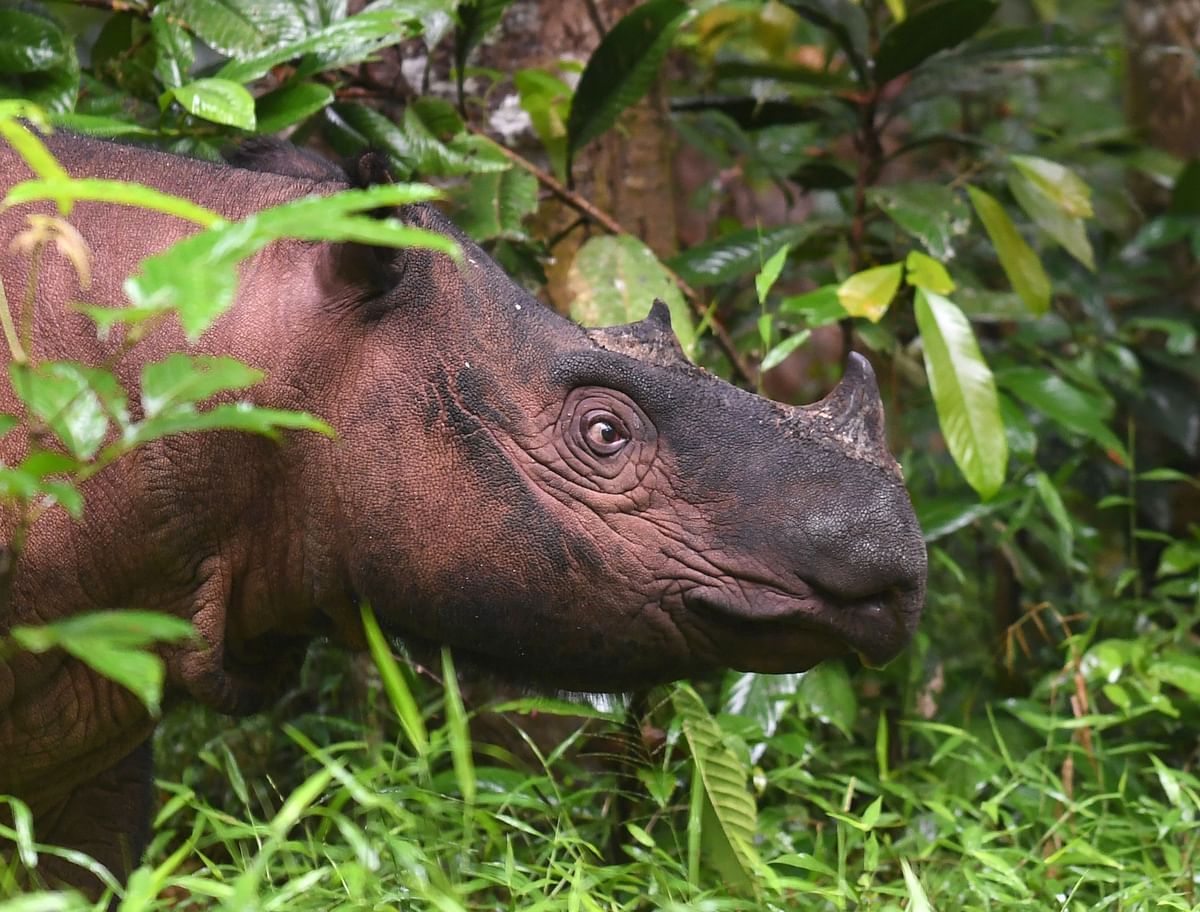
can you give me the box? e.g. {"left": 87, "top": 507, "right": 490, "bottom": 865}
{"left": 1, "top": 0, "right": 1198, "bottom": 909}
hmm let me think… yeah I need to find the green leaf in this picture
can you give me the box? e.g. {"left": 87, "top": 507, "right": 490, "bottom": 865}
{"left": 151, "top": 6, "right": 195, "bottom": 89}
{"left": 755, "top": 245, "right": 789, "bottom": 305}
{"left": 778, "top": 285, "right": 846, "bottom": 326}
{"left": 515, "top": 68, "right": 572, "bottom": 180}
{"left": 797, "top": 661, "right": 857, "bottom": 736}
{"left": 905, "top": 250, "right": 955, "bottom": 294}
{"left": 914, "top": 290, "right": 1007, "bottom": 499}
{"left": 997, "top": 366, "right": 1128, "bottom": 464}
{"left": 668, "top": 223, "right": 819, "bottom": 288}
{"left": 12, "top": 612, "right": 193, "bottom": 716}
{"left": 1034, "top": 470, "right": 1073, "bottom": 560}
{"left": 455, "top": 0, "right": 517, "bottom": 101}
{"left": 156, "top": 0, "right": 296, "bottom": 58}
{"left": 255, "top": 81, "right": 335, "bottom": 133}
{"left": 440, "top": 648, "right": 476, "bottom": 804}
{"left": 140, "top": 354, "right": 264, "bottom": 419}
{"left": 837, "top": 262, "right": 904, "bottom": 322}
{"left": 1148, "top": 653, "right": 1200, "bottom": 698}
{"left": 0, "top": 10, "right": 79, "bottom": 113}
{"left": 1007, "top": 169, "right": 1094, "bottom": 270}
{"left": 4, "top": 178, "right": 222, "bottom": 227}
{"left": 126, "top": 403, "right": 332, "bottom": 447}
{"left": 447, "top": 167, "right": 538, "bottom": 242}
{"left": 8, "top": 362, "right": 123, "bottom": 460}
{"left": 870, "top": 183, "right": 971, "bottom": 259}
{"left": 360, "top": 601, "right": 428, "bottom": 757}
{"left": 567, "top": 234, "right": 695, "bottom": 357}
{"left": 672, "top": 683, "right": 760, "bottom": 888}
{"left": 781, "top": 0, "right": 869, "bottom": 82}
{"left": 762, "top": 330, "right": 812, "bottom": 372}
{"left": 899, "top": 860, "right": 935, "bottom": 912}
{"left": 215, "top": 11, "right": 408, "bottom": 84}
{"left": 967, "top": 185, "right": 1051, "bottom": 316}
{"left": 566, "top": 0, "right": 690, "bottom": 168}
{"left": 1010, "top": 154, "right": 1093, "bottom": 219}
{"left": 874, "top": 0, "right": 999, "bottom": 84}
{"left": 125, "top": 184, "right": 454, "bottom": 341}
{"left": 166, "top": 78, "right": 256, "bottom": 129}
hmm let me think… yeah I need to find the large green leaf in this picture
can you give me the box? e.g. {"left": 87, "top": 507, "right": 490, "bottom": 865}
{"left": 515, "top": 68, "right": 572, "bottom": 179}
{"left": 1007, "top": 157, "right": 1095, "bottom": 270}
{"left": 255, "top": 81, "right": 334, "bottom": 133}
{"left": 140, "top": 354, "right": 263, "bottom": 419}
{"left": 780, "top": 0, "right": 869, "bottom": 82}
{"left": 915, "top": 289, "right": 1007, "bottom": 500}
{"left": 874, "top": 0, "right": 999, "bottom": 84}
{"left": 7, "top": 362, "right": 128, "bottom": 461}
{"left": 151, "top": 7, "right": 195, "bottom": 90}
{"left": 455, "top": 0, "right": 517, "bottom": 102}
{"left": 165, "top": 78, "right": 256, "bottom": 129}
{"left": 870, "top": 182, "right": 971, "bottom": 259}
{"left": 447, "top": 167, "right": 538, "bottom": 242}
{"left": 567, "top": 234, "right": 695, "bottom": 357}
{"left": 157, "top": 0, "right": 296, "bottom": 57}
{"left": 997, "top": 366, "right": 1128, "bottom": 464}
{"left": 967, "top": 185, "right": 1051, "bottom": 316}
{"left": 0, "top": 9, "right": 79, "bottom": 113}
{"left": 667, "top": 223, "right": 819, "bottom": 288}
{"left": 12, "top": 612, "right": 194, "bottom": 715}
{"left": 125, "top": 183, "right": 454, "bottom": 341}
{"left": 566, "top": 0, "right": 689, "bottom": 169}
{"left": 672, "top": 683, "right": 760, "bottom": 888}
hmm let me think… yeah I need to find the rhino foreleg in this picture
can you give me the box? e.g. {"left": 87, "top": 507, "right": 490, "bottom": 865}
{"left": 31, "top": 739, "right": 153, "bottom": 897}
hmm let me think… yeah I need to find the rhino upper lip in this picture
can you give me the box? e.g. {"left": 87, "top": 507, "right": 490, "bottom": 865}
{"left": 679, "top": 581, "right": 909, "bottom": 669}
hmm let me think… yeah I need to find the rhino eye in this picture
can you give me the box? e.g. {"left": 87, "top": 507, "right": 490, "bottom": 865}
{"left": 582, "top": 411, "right": 629, "bottom": 456}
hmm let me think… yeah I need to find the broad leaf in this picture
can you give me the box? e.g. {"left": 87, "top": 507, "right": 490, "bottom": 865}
{"left": 0, "top": 9, "right": 79, "bottom": 112}
{"left": 870, "top": 182, "right": 971, "bottom": 259}
{"left": 797, "top": 661, "right": 857, "bottom": 736}
{"left": 125, "top": 184, "right": 454, "bottom": 341}
{"left": 997, "top": 366, "right": 1128, "bottom": 464}
{"left": 1007, "top": 168, "right": 1094, "bottom": 270}
{"left": 567, "top": 234, "right": 695, "bottom": 357}
{"left": 566, "top": 0, "right": 690, "bottom": 168}
{"left": 156, "top": 0, "right": 299, "bottom": 57}
{"left": 724, "top": 673, "right": 803, "bottom": 763}
{"left": 515, "top": 68, "right": 572, "bottom": 179}
{"left": 779, "top": 285, "right": 846, "bottom": 326}
{"left": 781, "top": 0, "right": 869, "bottom": 82}
{"left": 967, "top": 185, "right": 1051, "bottom": 316}
{"left": 455, "top": 0, "right": 517, "bottom": 103}
{"left": 255, "top": 81, "right": 335, "bottom": 133}
{"left": 151, "top": 6, "right": 195, "bottom": 89}
{"left": 140, "top": 354, "right": 264, "bottom": 419}
{"left": 915, "top": 289, "right": 1007, "bottom": 499}
{"left": 448, "top": 167, "right": 538, "bottom": 242}
{"left": 12, "top": 611, "right": 193, "bottom": 715}
{"left": 165, "top": 78, "right": 256, "bottom": 129}
{"left": 673, "top": 683, "right": 759, "bottom": 888}
{"left": 905, "top": 250, "right": 955, "bottom": 294}
{"left": 1010, "top": 154, "right": 1093, "bottom": 219}
{"left": 874, "top": 0, "right": 999, "bottom": 84}
{"left": 126, "top": 403, "right": 333, "bottom": 447}
{"left": 837, "top": 262, "right": 903, "bottom": 322}
{"left": 668, "top": 223, "right": 819, "bottom": 288}
{"left": 8, "top": 362, "right": 127, "bottom": 460}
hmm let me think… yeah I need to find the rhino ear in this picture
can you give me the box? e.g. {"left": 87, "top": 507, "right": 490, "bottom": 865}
{"left": 346, "top": 149, "right": 394, "bottom": 190}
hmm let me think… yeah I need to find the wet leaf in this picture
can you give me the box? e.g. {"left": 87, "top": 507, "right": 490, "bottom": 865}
{"left": 1010, "top": 154, "right": 1093, "bottom": 219}
{"left": 668, "top": 223, "right": 819, "bottom": 288}
{"left": 1008, "top": 169, "right": 1094, "bottom": 270}
{"left": 874, "top": 0, "right": 999, "bottom": 84}
{"left": 798, "top": 661, "right": 857, "bottom": 736}
{"left": 165, "top": 78, "right": 256, "bottom": 129}
{"left": 255, "top": 81, "right": 334, "bottom": 133}
{"left": 871, "top": 183, "right": 971, "bottom": 259}
{"left": 567, "top": 0, "right": 690, "bottom": 168}
{"left": 8, "top": 362, "right": 123, "bottom": 460}
{"left": 915, "top": 290, "right": 1007, "bottom": 499}
{"left": 998, "top": 366, "right": 1128, "bottom": 464}
{"left": 837, "top": 262, "right": 904, "bottom": 322}
{"left": 905, "top": 250, "right": 956, "bottom": 294}
{"left": 568, "top": 234, "right": 695, "bottom": 357}
{"left": 967, "top": 185, "right": 1051, "bottom": 316}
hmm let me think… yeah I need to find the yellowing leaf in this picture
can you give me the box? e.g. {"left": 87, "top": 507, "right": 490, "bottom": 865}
{"left": 1011, "top": 154, "right": 1093, "bottom": 219}
{"left": 905, "top": 250, "right": 955, "bottom": 294}
{"left": 837, "top": 262, "right": 904, "bottom": 322}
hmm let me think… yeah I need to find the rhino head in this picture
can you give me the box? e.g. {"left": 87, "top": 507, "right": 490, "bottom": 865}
{"left": 292, "top": 202, "right": 927, "bottom": 692}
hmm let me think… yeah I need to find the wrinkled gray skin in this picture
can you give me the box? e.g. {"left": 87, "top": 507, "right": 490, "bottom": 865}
{"left": 0, "top": 133, "right": 926, "bottom": 890}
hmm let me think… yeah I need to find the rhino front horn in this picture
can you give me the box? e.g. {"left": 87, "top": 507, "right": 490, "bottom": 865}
{"left": 800, "top": 351, "right": 889, "bottom": 458}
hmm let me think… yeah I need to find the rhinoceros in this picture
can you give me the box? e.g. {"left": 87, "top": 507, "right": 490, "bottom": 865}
{"left": 0, "top": 132, "right": 926, "bottom": 889}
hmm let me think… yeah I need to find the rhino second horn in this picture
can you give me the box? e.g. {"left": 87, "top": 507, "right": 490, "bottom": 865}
{"left": 799, "top": 351, "right": 889, "bottom": 457}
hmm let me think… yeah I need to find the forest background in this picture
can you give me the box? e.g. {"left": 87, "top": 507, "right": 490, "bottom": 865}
{"left": 0, "top": 0, "right": 1198, "bottom": 909}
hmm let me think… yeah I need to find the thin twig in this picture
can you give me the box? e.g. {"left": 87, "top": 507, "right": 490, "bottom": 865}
{"left": 472, "top": 129, "right": 757, "bottom": 384}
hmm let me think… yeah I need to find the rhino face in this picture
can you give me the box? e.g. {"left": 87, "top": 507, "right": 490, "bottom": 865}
{"left": 314, "top": 205, "right": 926, "bottom": 692}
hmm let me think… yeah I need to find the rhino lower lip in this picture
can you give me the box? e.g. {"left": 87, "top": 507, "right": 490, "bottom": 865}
{"left": 680, "top": 586, "right": 907, "bottom": 671}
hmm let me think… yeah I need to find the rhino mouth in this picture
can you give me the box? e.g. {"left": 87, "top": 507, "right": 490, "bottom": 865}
{"left": 679, "top": 582, "right": 916, "bottom": 672}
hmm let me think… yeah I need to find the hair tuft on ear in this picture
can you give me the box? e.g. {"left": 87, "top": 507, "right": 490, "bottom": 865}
{"left": 347, "top": 150, "right": 394, "bottom": 189}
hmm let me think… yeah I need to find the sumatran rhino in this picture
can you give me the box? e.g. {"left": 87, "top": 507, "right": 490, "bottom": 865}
{"left": 0, "top": 132, "right": 926, "bottom": 888}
